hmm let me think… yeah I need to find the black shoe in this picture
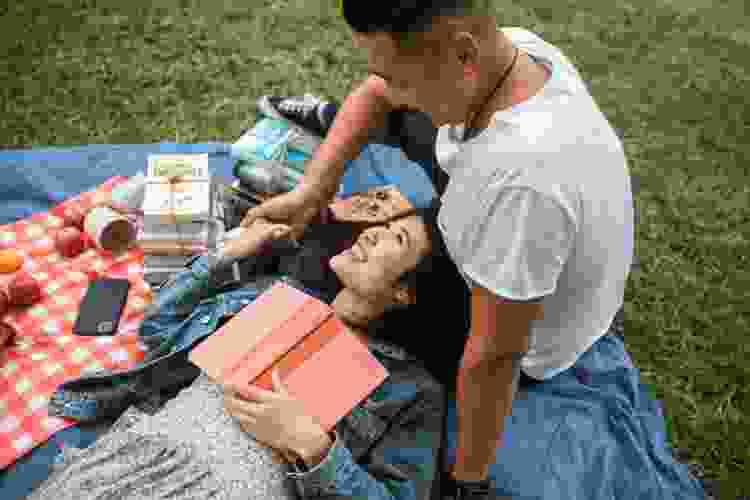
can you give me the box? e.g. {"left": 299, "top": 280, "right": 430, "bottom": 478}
{"left": 256, "top": 94, "right": 334, "bottom": 138}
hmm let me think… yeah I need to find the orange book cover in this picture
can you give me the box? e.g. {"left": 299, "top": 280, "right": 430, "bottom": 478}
{"left": 188, "top": 282, "right": 389, "bottom": 431}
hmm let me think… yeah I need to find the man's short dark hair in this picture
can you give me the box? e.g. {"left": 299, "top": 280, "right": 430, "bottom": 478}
{"left": 341, "top": 0, "right": 494, "bottom": 50}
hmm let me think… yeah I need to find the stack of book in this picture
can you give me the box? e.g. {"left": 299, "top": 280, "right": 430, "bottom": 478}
{"left": 139, "top": 154, "right": 225, "bottom": 287}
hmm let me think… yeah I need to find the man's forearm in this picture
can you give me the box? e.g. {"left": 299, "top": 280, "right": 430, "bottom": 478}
{"left": 452, "top": 354, "right": 523, "bottom": 481}
{"left": 303, "top": 76, "right": 394, "bottom": 198}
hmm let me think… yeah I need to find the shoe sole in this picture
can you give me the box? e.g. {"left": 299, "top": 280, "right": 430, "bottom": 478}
{"left": 255, "top": 96, "right": 326, "bottom": 139}
{"left": 256, "top": 96, "right": 287, "bottom": 122}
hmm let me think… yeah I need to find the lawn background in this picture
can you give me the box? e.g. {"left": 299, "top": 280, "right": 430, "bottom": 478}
{"left": 1, "top": 0, "right": 747, "bottom": 497}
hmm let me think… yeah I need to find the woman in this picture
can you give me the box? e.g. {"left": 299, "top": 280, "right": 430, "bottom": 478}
{"left": 31, "top": 198, "right": 448, "bottom": 500}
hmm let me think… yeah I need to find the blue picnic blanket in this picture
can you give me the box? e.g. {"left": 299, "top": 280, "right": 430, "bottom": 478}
{"left": 0, "top": 142, "right": 702, "bottom": 499}
{"left": 0, "top": 141, "right": 436, "bottom": 226}
{"left": 445, "top": 332, "right": 705, "bottom": 499}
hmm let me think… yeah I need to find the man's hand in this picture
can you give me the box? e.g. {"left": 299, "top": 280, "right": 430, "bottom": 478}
{"left": 240, "top": 172, "right": 338, "bottom": 241}
{"left": 221, "top": 218, "right": 292, "bottom": 261}
{"left": 223, "top": 369, "right": 332, "bottom": 467}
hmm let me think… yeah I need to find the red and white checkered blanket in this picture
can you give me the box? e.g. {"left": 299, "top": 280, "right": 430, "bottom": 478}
{"left": 0, "top": 177, "right": 149, "bottom": 470}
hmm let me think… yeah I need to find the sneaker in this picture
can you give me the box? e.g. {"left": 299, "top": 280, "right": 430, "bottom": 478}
{"left": 256, "top": 93, "right": 334, "bottom": 138}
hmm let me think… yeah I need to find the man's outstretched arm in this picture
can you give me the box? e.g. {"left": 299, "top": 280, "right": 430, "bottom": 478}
{"left": 241, "top": 75, "right": 399, "bottom": 232}
{"left": 302, "top": 75, "right": 396, "bottom": 201}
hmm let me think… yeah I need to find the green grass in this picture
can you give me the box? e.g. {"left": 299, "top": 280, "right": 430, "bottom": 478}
{"left": 1, "top": 0, "right": 748, "bottom": 496}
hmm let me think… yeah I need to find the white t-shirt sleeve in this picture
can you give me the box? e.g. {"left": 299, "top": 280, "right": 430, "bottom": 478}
{"left": 460, "top": 187, "right": 575, "bottom": 301}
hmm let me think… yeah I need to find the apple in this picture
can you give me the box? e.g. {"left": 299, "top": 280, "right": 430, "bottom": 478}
{"left": 55, "top": 227, "right": 85, "bottom": 258}
{"left": 61, "top": 204, "right": 86, "bottom": 230}
{"left": 8, "top": 271, "right": 43, "bottom": 306}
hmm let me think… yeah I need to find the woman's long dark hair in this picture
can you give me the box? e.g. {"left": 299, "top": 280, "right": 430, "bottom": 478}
{"left": 286, "top": 198, "right": 471, "bottom": 388}
{"left": 288, "top": 198, "right": 443, "bottom": 304}
{"left": 367, "top": 199, "right": 471, "bottom": 389}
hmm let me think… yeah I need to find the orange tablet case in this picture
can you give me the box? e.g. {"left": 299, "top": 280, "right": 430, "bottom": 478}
{"left": 188, "top": 281, "right": 389, "bottom": 431}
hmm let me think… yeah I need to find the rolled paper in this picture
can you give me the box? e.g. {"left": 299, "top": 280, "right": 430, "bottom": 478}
{"left": 84, "top": 206, "right": 137, "bottom": 253}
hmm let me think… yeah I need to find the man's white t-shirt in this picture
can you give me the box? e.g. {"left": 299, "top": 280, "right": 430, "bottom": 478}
{"left": 435, "top": 27, "right": 635, "bottom": 381}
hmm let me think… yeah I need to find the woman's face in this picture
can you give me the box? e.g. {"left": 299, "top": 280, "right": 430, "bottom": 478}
{"left": 329, "top": 185, "right": 414, "bottom": 224}
{"left": 329, "top": 214, "right": 431, "bottom": 299}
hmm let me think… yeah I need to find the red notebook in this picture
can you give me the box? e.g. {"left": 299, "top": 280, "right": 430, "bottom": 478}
{"left": 188, "top": 281, "right": 389, "bottom": 431}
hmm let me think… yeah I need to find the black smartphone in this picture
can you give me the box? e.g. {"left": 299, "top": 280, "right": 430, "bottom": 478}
{"left": 73, "top": 278, "right": 131, "bottom": 336}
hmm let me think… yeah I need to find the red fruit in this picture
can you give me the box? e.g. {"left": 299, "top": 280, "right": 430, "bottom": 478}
{"left": 55, "top": 227, "right": 85, "bottom": 258}
{"left": 61, "top": 204, "right": 86, "bottom": 230}
{"left": 0, "top": 322, "right": 15, "bottom": 347}
{"left": 0, "top": 288, "right": 9, "bottom": 316}
{"left": 8, "top": 271, "right": 43, "bottom": 306}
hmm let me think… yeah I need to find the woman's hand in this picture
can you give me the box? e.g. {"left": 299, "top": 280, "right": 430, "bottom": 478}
{"left": 223, "top": 370, "right": 333, "bottom": 467}
{"left": 240, "top": 175, "right": 337, "bottom": 241}
{"left": 221, "top": 218, "right": 292, "bottom": 261}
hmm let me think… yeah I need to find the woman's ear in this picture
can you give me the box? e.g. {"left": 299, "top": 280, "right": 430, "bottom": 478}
{"left": 393, "top": 284, "right": 416, "bottom": 306}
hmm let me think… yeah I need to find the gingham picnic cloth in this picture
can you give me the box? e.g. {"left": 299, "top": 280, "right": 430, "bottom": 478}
{"left": 0, "top": 177, "right": 150, "bottom": 470}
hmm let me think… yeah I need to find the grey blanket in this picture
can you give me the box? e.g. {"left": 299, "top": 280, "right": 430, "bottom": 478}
{"left": 28, "top": 373, "right": 298, "bottom": 500}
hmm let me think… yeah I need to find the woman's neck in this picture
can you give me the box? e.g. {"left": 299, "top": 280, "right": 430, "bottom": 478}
{"left": 339, "top": 318, "right": 371, "bottom": 346}
{"left": 331, "top": 287, "right": 386, "bottom": 339}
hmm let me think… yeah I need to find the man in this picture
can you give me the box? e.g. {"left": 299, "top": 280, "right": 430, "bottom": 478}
{"left": 243, "top": 1, "right": 635, "bottom": 497}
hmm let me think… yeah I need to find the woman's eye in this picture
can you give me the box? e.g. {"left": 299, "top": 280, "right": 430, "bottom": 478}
{"left": 375, "top": 191, "right": 388, "bottom": 201}
{"left": 397, "top": 233, "right": 404, "bottom": 244}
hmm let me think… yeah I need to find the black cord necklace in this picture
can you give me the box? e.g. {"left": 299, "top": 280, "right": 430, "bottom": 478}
{"left": 462, "top": 46, "right": 520, "bottom": 142}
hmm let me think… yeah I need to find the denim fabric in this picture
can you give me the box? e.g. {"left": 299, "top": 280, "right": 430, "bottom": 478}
{"left": 138, "top": 256, "right": 271, "bottom": 357}
{"left": 289, "top": 352, "right": 445, "bottom": 500}
{"left": 0, "top": 423, "right": 113, "bottom": 500}
{"left": 443, "top": 331, "right": 706, "bottom": 500}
